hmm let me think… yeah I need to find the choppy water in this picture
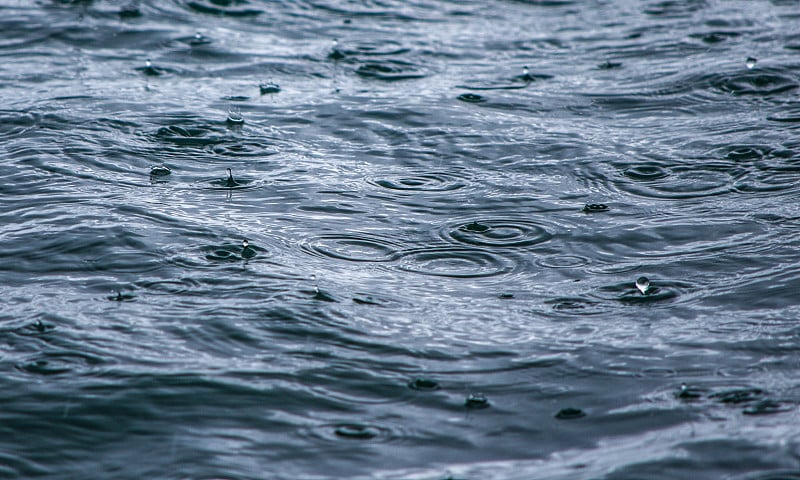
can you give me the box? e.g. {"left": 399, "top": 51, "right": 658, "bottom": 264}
{"left": 2, "top": 1, "right": 800, "bottom": 478}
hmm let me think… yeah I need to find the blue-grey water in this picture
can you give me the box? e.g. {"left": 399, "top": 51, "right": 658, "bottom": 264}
{"left": 1, "top": 1, "right": 800, "bottom": 479}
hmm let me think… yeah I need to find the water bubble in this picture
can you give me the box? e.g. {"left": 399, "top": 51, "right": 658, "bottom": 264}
{"left": 465, "top": 393, "right": 490, "bottom": 409}
{"left": 259, "top": 81, "right": 281, "bottom": 95}
{"left": 635, "top": 276, "right": 650, "bottom": 295}
{"left": 746, "top": 56, "right": 757, "bottom": 69}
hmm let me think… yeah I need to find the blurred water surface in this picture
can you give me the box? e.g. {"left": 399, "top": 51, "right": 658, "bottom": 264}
{"left": 1, "top": 0, "right": 799, "bottom": 478}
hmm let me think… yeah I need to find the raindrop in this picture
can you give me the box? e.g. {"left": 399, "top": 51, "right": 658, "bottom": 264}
{"left": 465, "top": 393, "right": 490, "bottom": 409}
{"left": 635, "top": 276, "right": 650, "bottom": 295}
{"left": 746, "top": 57, "right": 757, "bottom": 69}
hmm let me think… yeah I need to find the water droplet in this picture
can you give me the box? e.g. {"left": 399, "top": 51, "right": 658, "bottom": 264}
{"left": 242, "top": 239, "right": 249, "bottom": 249}
{"left": 746, "top": 57, "right": 757, "bottom": 69}
{"left": 635, "top": 276, "right": 650, "bottom": 295}
{"left": 465, "top": 393, "right": 490, "bottom": 409}
{"left": 145, "top": 58, "right": 152, "bottom": 68}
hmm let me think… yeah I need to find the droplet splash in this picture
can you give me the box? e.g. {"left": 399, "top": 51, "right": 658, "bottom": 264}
{"left": 465, "top": 393, "right": 490, "bottom": 409}
{"left": 149, "top": 164, "right": 171, "bottom": 176}
{"left": 521, "top": 65, "right": 535, "bottom": 82}
{"left": 746, "top": 56, "right": 757, "bottom": 69}
{"left": 226, "top": 107, "right": 244, "bottom": 126}
{"left": 259, "top": 81, "right": 281, "bottom": 95}
{"left": 190, "top": 31, "right": 211, "bottom": 46}
{"left": 225, "top": 168, "right": 238, "bottom": 187}
{"left": 555, "top": 407, "right": 585, "bottom": 419}
{"left": 242, "top": 239, "right": 256, "bottom": 259}
{"left": 635, "top": 276, "right": 650, "bottom": 295}
{"left": 583, "top": 203, "right": 609, "bottom": 213}
{"left": 328, "top": 38, "right": 346, "bottom": 60}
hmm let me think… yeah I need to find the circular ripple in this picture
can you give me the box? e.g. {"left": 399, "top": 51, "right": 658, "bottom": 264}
{"left": 544, "top": 297, "right": 608, "bottom": 316}
{"left": 593, "top": 279, "right": 694, "bottom": 305}
{"left": 355, "top": 60, "right": 427, "bottom": 81}
{"left": 302, "top": 422, "right": 397, "bottom": 444}
{"left": 367, "top": 172, "right": 467, "bottom": 193}
{"left": 616, "top": 164, "right": 739, "bottom": 199}
{"left": 623, "top": 165, "right": 670, "bottom": 181}
{"left": 301, "top": 233, "right": 404, "bottom": 263}
{"left": 396, "top": 247, "right": 513, "bottom": 278}
{"left": 536, "top": 254, "right": 590, "bottom": 269}
{"left": 441, "top": 218, "right": 552, "bottom": 248}
{"left": 711, "top": 71, "right": 798, "bottom": 96}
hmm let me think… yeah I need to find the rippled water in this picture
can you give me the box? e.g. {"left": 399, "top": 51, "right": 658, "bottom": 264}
{"left": 2, "top": 1, "right": 800, "bottom": 478}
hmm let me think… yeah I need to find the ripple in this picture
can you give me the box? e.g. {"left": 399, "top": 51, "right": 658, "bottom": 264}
{"left": 367, "top": 171, "right": 467, "bottom": 193}
{"left": 396, "top": 247, "right": 514, "bottom": 278}
{"left": 154, "top": 124, "right": 226, "bottom": 147}
{"left": 16, "top": 351, "right": 104, "bottom": 376}
{"left": 593, "top": 279, "right": 694, "bottom": 305}
{"left": 457, "top": 93, "right": 485, "bottom": 103}
{"left": 202, "top": 242, "right": 264, "bottom": 263}
{"left": 185, "top": 1, "right": 263, "bottom": 16}
{"left": 302, "top": 422, "right": 397, "bottom": 444}
{"left": 355, "top": 60, "right": 427, "bottom": 81}
{"left": 710, "top": 71, "right": 798, "bottom": 96}
{"left": 544, "top": 297, "right": 608, "bottom": 316}
{"left": 615, "top": 164, "right": 740, "bottom": 199}
{"left": 623, "top": 165, "right": 670, "bottom": 181}
{"left": 536, "top": 254, "right": 590, "bottom": 269}
{"left": 301, "top": 233, "right": 404, "bottom": 263}
{"left": 441, "top": 218, "right": 553, "bottom": 248}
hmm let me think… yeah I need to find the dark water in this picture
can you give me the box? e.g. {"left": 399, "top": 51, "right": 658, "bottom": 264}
{"left": 2, "top": 0, "right": 800, "bottom": 478}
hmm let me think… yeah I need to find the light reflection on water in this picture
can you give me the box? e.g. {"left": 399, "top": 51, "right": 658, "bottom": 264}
{"left": 1, "top": 0, "right": 799, "bottom": 479}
